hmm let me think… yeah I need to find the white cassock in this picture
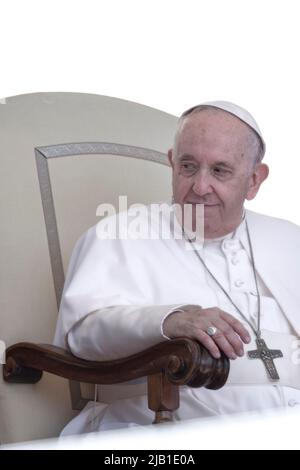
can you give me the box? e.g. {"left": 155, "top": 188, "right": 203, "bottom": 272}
{"left": 53, "top": 204, "right": 300, "bottom": 435}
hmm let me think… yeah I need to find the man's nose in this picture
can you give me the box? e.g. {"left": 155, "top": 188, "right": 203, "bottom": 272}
{"left": 192, "top": 169, "right": 213, "bottom": 196}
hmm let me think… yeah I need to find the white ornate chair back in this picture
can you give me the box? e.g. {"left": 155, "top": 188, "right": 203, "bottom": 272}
{"left": 0, "top": 92, "right": 176, "bottom": 444}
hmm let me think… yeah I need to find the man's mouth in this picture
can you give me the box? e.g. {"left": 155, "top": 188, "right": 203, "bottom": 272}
{"left": 185, "top": 202, "right": 218, "bottom": 207}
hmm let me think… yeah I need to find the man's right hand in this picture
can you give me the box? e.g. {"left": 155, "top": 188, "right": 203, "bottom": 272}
{"left": 163, "top": 305, "right": 251, "bottom": 360}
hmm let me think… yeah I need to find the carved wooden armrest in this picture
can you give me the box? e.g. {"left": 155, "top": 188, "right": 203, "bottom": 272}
{"left": 3, "top": 339, "right": 230, "bottom": 424}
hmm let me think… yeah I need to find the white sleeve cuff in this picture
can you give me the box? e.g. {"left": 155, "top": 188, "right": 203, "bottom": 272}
{"left": 160, "top": 304, "right": 188, "bottom": 339}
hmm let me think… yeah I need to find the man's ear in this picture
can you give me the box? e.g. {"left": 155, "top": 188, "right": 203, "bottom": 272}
{"left": 168, "top": 148, "right": 174, "bottom": 168}
{"left": 246, "top": 163, "right": 269, "bottom": 200}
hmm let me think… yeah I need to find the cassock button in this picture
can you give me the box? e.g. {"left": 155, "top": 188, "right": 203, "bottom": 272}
{"left": 231, "top": 257, "right": 240, "bottom": 265}
{"left": 222, "top": 240, "right": 236, "bottom": 251}
{"left": 222, "top": 240, "right": 232, "bottom": 250}
{"left": 288, "top": 399, "right": 298, "bottom": 407}
{"left": 223, "top": 240, "right": 240, "bottom": 251}
{"left": 234, "top": 279, "right": 244, "bottom": 287}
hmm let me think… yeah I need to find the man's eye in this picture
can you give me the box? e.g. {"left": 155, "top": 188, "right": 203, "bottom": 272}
{"left": 213, "top": 167, "right": 231, "bottom": 177}
{"left": 180, "top": 163, "right": 197, "bottom": 173}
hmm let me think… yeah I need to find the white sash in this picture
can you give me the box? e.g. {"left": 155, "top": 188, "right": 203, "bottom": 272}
{"left": 97, "top": 329, "right": 300, "bottom": 404}
{"left": 228, "top": 329, "right": 300, "bottom": 389}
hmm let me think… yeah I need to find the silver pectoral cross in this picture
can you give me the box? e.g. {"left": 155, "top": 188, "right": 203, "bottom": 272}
{"left": 247, "top": 338, "right": 283, "bottom": 380}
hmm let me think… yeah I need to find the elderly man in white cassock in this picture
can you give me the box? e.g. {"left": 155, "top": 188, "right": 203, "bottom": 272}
{"left": 54, "top": 101, "right": 300, "bottom": 435}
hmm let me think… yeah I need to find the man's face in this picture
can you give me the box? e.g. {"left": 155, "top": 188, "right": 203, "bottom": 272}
{"left": 169, "top": 109, "right": 269, "bottom": 238}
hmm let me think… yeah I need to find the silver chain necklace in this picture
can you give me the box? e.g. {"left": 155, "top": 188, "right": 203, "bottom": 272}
{"left": 184, "top": 216, "right": 283, "bottom": 381}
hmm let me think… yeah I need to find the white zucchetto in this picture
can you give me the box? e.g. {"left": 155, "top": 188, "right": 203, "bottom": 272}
{"left": 183, "top": 100, "right": 266, "bottom": 157}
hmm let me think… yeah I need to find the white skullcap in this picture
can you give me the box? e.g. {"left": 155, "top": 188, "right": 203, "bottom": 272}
{"left": 182, "top": 100, "right": 266, "bottom": 158}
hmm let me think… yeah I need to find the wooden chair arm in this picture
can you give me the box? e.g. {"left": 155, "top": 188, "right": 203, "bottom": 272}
{"left": 3, "top": 339, "right": 230, "bottom": 424}
{"left": 3, "top": 339, "right": 229, "bottom": 387}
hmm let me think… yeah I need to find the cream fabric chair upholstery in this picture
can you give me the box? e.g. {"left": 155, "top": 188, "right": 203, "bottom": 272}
{"left": 0, "top": 92, "right": 176, "bottom": 444}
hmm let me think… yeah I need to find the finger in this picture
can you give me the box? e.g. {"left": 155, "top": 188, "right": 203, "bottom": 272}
{"left": 208, "top": 328, "right": 238, "bottom": 360}
{"left": 195, "top": 330, "right": 222, "bottom": 360}
{"left": 214, "top": 319, "right": 245, "bottom": 357}
{"left": 220, "top": 312, "right": 251, "bottom": 343}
